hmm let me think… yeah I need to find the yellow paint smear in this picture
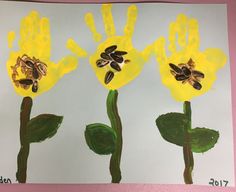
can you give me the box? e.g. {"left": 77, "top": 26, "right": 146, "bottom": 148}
{"left": 7, "top": 31, "right": 15, "bottom": 48}
{"left": 67, "top": 38, "right": 87, "bottom": 57}
{"left": 85, "top": 13, "right": 102, "bottom": 42}
{"left": 101, "top": 4, "right": 116, "bottom": 37}
{"left": 124, "top": 5, "right": 137, "bottom": 38}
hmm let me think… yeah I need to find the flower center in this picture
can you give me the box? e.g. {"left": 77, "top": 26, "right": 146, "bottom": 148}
{"left": 96, "top": 45, "right": 130, "bottom": 84}
{"left": 11, "top": 54, "right": 47, "bottom": 93}
{"left": 169, "top": 58, "right": 205, "bottom": 90}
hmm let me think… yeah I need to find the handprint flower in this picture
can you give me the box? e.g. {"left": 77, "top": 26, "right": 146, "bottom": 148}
{"left": 155, "top": 14, "right": 225, "bottom": 184}
{"left": 69, "top": 4, "right": 159, "bottom": 183}
{"left": 7, "top": 11, "right": 82, "bottom": 98}
{"left": 6, "top": 11, "right": 86, "bottom": 183}
{"left": 156, "top": 14, "right": 226, "bottom": 101}
{"left": 83, "top": 4, "right": 155, "bottom": 90}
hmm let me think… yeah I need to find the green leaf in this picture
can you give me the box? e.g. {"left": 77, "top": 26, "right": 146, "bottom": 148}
{"left": 85, "top": 123, "right": 117, "bottom": 155}
{"left": 156, "top": 112, "right": 188, "bottom": 146}
{"left": 27, "top": 114, "right": 63, "bottom": 143}
{"left": 190, "top": 128, "right": 219, "bottom": 153}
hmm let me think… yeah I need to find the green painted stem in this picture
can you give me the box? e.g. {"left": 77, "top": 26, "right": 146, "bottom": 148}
{"left": 16, "top": 97, "right": 33, "bottom": 183}
{"left": 183, "top": 101, "right": 194, "bottom": 184}
{"left": 107, "top": 90, "right": 122, "bottom": 183}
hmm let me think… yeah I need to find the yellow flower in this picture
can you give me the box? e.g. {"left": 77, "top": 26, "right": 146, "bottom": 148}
{"left": 155, "top": 14, "right": 227, "bottom": 102}
{"left": 69, "top": 4, "right": 157, "bottom": 90}
{"left": 7, "top": 11, "right": 86, "bottom": 98}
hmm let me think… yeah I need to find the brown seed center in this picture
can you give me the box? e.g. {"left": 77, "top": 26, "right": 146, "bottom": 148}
{"left": 96, "top": 45, "right": 130, "bottom": 84}
{"left": 11, "top": 54, "right": 47, "bottom": 93}
{"left": 169, "top": 58, "right": 204, "bottom": 90}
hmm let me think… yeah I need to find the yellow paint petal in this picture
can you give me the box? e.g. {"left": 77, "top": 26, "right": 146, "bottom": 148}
{"left": 168, "top": 22, "right": 177, "bottom": 53}
{"left": 124, "top": 5, "right": 137, "bottom": 38}
{"left": 57, "top": 55, "right": 78, "bottom": 77}
{"left": 101, "top": 4, "right": 116, "bottom": 37}
{"left": 67, "top": 38, "right": 87, "bottom": 57}
{"left": 187, "top": 18, "right": 199, "bottom": 52}
{"left": 176, "top": 14, "right": 187, "bottom": 49}
{"left": 203, "top": 48, "right": 227, "bottom": 69}
{"left": 8, "top": 31, "right": 15, "bottom": 48}
{"left": 85, "top": 13, "right": 102, "bottom": 42}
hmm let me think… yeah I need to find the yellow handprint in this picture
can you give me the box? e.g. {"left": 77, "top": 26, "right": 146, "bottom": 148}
{"left": 7, "top": 11, "right": 86, "bottom": 98}
{"left": 76, "top": 4, "right": 156, "bottom": 90}
{"left": 156, "top": 14, "right": 227, "bottom": 101}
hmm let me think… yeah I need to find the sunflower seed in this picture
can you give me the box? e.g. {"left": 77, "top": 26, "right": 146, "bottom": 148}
{"left": 110, "top": 53, "right": 123, "bottom": 63}
{"left": 175, "top": 74, "right": 189, "bottom": 81}
{"left": 110, "top": 61, "right": 121, "bottom": 71}
{"left": 187, "top": 58, "right": 194, "bottom": 66}
{"left": 32, "top": 81, "right": 38, "bottom": 93}
{"left": 193, "top": 81, "right": 202, "bottom": 90}
{"left": 192, "top": 70, "right": 205, "bottom": 78}
{"left": 124, "top": 59, "right": 130, "bottom": 64}
{"left": 100, "top": 52, "right": 112, "bottom": 60}
{"left": 114, "top": 51, "right": 127, "bottom": 56}
{"left": 32, "top": 67, "right": 40, "bottom": 79}
{"left": 19, "top": 79, "right": 33, "bottom": 85}
{"left": 104, "top": 71, "right": 114, "bottom": 84}
{"left": 181, "top": 66, "right": 191, "bottom": 77}
{"left": 96, "top": 59, "right": 109, "bottom": 67}
{"left": 105, "top": 45, "right": 117, "bottom": 54}
{"left": 169, "top": 63, "right": 182, "bottom": 74}
{"left": 25, "top": 60, "right": 34, "bottom": 68}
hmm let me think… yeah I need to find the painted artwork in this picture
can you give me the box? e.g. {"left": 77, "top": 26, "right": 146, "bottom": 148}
{"left": 0, "top": 1, "right": 234, "bottom": 186}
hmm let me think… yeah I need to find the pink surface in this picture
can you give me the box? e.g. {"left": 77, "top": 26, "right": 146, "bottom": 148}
{"left": 0, "top": 0, "right": 235, "bottom": 191}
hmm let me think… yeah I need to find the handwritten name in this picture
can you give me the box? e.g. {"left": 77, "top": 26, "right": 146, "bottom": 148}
{"left": 0, "top": 176, "right": 11, "bottom": 184}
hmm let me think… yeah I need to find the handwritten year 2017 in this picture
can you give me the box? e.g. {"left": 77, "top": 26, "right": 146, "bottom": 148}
{"left": 209, "top": 178, "right": 228, "bottom": 187}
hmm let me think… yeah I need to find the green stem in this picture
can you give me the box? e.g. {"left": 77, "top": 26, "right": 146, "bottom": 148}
{"left": 107, "top": 90, "right": 122, "bottom": 183}
{"left": 16, "top": 97, "right": 33, "bottom": 183}
{"left": 183, "top": 101, "right": 194, "bottom": 184}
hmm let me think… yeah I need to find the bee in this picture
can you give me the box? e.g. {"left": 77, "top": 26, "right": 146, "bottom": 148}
{"left": 169, "top": 58, "right": 204, "bottom": 90}
{"left": 96, "top": 45, "right": 130, "bottom": 84}
{"left": 12, "top": 54, "right": 47, "bottom": 93}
